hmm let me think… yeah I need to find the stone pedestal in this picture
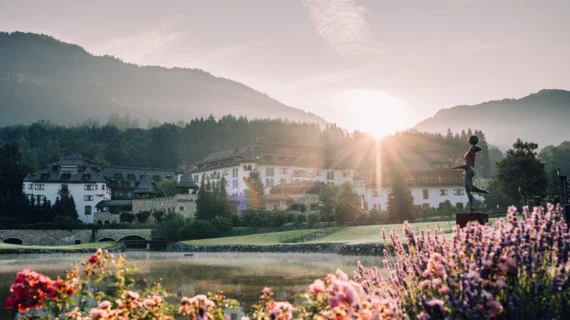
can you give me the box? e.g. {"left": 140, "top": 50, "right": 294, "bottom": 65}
{"left": 456, "top": 213, "right": 489, "bottom": 228}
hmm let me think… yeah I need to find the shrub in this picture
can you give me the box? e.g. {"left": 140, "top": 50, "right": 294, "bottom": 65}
{"left": 212, "top": 216, "right": 233, "bottom": 233}
{"left": 135, "top": 211, "right": 151, "bottom": 224}
{"left": 183, "top": 219, "right": 220, "bottom": 240}
{"left": 154, "top": 212, "right": 185, "bottom": 241}
{"left": 119, "top": 212, "right": 135, "bottom": 223}
{"left": 231, "top": 213, "right": 241, "bottom": 227}
{"left": 152, "top": 210, "right": 165, "bottom": 223}
{"left": 307, "top": 213, "right": 319, "bottom": 226}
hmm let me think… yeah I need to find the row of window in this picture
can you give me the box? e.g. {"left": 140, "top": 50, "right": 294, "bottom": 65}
{"left": 84, "top": 184, "right": 106, "bottom": 191}
{"left": 423, "top": 189, "right": 465, "bottom": 199}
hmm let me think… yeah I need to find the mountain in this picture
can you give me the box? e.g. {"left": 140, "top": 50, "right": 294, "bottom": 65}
{"left": 413, "top": 89, "right": 570, "bottom": 150}
{"left": 0, "top": 32, "right": 325, "bottom": 126}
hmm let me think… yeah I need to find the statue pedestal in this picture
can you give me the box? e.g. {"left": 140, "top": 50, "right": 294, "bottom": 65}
{"left": 456, "top": 213, "right": 489, "bottom": 228}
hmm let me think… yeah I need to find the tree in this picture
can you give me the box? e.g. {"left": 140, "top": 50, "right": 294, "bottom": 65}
{"left": 0, "top": 142, "right": 31, "bottom": 197}
{"left": 155, "top": 212, "right": 186, "bottom": 241}
{"left": 159, "top": 179, "right": 178, "bottom": 197}
{"left": 318, "top": 184, "right": 338, "bottom": 223}
{"left": 492, "top": 139, "right": 548, "bottom": 203}
{"left": 243, "top": 169, "right": 265, "bottom": 209}
{"left": 334, "top": 182, "right": 361, "bottom": 225}
{"left": 195, "top": 175, "right": 210, "bottom": 220}
{"left": 386, "top": 169, "right": 415, "bottom": 222}
{"left": 120, "top": 212, "right": 135, "bottom": 223}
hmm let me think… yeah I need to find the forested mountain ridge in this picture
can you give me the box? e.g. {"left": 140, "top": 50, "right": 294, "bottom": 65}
{"left": 0, "top": 31, "right": 325, "bottom": 126}
{"left": 412, "top": 89, "right": 570, "bottom": 150}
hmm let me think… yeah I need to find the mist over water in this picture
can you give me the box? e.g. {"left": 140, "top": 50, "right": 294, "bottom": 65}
{"left": 0, "top": 252, "right": 384, "bottom": 318}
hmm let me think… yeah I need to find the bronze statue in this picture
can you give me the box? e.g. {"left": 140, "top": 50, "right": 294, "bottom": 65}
{"left": 452, "top": 135, "right": 490, "bottom": 213}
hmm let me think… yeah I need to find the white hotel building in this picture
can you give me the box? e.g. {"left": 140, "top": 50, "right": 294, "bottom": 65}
{"left": 22, "top": 153, "right": 111, "bottom": 223}
{"left": 190, "top": 143, "right": 474, "bottom": 212}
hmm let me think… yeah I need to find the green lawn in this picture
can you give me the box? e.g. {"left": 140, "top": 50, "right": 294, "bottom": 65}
{"left": 182, "top": 221, "right": 459, "bottom": 246}
{"left": 0, "top": 241, "right": 117, "bottom": 252}
{"left": 182, "top": 229, "right": 321, "bottom": 245}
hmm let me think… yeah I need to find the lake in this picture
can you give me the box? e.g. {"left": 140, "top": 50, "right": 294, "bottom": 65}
{"left": 0, "top": 252, "right": 384, "bottom": 318}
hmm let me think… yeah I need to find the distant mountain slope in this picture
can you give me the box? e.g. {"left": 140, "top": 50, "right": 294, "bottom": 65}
{"left": 0, "top": 32, "right": 325, "bottom": 126}
{"left": 413, "top": 89, "right": 570, "bottom": 149}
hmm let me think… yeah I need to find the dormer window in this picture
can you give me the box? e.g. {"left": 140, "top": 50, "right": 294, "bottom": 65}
{"left": 115, "top": 173, "right": 123, "bottom": 179}
{"left": 153, "top": 175, "right": 161, "bottom": 182}
{"left": 127, "top": 174, "right": 136, "bottom": 180}
{"left": 122, "top": 181, "right": 130, "bottom": 187}
{"left": 41, "top": 173, "right": 50, "bottom": 180}
{"left": 82, "top": 174, "right": 91, "bottom": 181}
{"left": 61, "top": 173, "right": 71, "bottom": 180}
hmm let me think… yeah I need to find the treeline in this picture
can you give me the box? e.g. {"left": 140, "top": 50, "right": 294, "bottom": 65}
{"left": 0, "top": 115, "right": 496, "bottom": 176}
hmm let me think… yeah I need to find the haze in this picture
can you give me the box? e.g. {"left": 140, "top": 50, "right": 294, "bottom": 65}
{"left": 1, "top": 0, "right": 569, "bottom": 137}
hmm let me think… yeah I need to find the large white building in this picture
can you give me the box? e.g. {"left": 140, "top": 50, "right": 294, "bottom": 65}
{"left": 23, "top": 153, "right": 111, "bottom": 223}
{"left": 22, "top": 154, "right": 198, "bottom": 223}
{"left": 190, "top": 143, "right": 475, "bottom": 212}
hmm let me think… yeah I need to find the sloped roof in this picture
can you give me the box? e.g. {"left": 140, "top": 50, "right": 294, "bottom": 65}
{"left": 23, "top": 154, "right": 106, "bottom": 183}
{"left": 177, "top": 172, "right": 199, "bottom": 189}
{"left": 191, "top": 142, "right": 352, "bottom": 171}
{"left": 133, "top": 175, "right": 156, "bottom": 194}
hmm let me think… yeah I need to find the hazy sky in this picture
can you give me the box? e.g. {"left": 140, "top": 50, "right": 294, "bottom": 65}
{"left": 1, "top": 0, "right": 569, "bottom": 136}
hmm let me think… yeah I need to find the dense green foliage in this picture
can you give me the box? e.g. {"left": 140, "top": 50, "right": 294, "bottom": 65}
{"left": 491, "top": 139, "right": 548, "bottom": 202}
{"left": 387, "top": 169, "right": 415, "bottom": 222}
{"left": 243, "top": 170, "right": 265, "bottom": 209}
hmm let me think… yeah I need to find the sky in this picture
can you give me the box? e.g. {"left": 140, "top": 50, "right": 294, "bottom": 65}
{"left": 1, "top": 0, "right": 569, "bottom": 137}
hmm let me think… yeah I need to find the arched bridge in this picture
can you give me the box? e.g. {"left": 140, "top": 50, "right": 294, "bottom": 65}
{"left": 94, "top": 229, "right": 152, "bottom": 242}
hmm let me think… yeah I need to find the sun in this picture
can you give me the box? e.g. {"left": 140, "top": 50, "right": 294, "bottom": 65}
{"left": 337, "top": 88, "right": 411, "bottom": 138}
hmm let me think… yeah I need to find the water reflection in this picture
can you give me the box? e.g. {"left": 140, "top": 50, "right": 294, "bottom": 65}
{"left": 0, "top": 252, "right": 384, "bottom": 317}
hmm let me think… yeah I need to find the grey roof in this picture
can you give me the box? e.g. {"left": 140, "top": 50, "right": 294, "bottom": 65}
{"left": 191, "top": 142, "right": 353, "bottom": 172}
{"left": 101, "top": 166, "right": 179, "bottom": 190}
{"left": 96, "top": 200, "right": 133, "bottom": 208}
{"left": 177, "top": 172, "right": 199, "bottom": 189}
{"left": 23, "top": 154, "right": 106, "bottom": 183}
{"left": 133, "top": 175, "right": 156, "bottom": 194}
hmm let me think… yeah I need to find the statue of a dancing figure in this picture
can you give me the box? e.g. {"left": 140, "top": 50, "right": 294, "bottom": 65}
{"left": 452, "top": 135, "right": 490, "bottom": 213}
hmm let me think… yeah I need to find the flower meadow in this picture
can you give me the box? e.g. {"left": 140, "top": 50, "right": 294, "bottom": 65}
{"left": 5, "top": 205, "right": 570, "bottom": 319}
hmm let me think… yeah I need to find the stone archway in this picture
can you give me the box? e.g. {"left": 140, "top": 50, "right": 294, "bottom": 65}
{"left": 3, "top": 238, "right": 23, "bottom": 245}
{"left": 98, "top": 237, "right": 116, "bottom": 242}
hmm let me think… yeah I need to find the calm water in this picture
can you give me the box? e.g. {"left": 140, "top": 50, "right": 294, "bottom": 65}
{"left": 0, "top": 252, "right": 383, "bottom": 319}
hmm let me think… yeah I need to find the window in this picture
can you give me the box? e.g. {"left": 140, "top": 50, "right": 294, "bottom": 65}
{"left": 101, "top": 185, "right": 106, "bottom": 190}
{"left": 280, "top": 178, "right": 286, "bottom": 185}
{"left": 266, "top": 167, "right": 275, "bottom": 177}
{"left": 247, "top": 165, "right": 252, "bottom": 171}
{"left": 84, "top": 185, "right": 94, "bottom": 191}
{"left": 84, "top": 195, "right": 94, "bottom": 201}
{"left": 343, "top": 171, "right": 350, "bottom": 177}
{"left": 28, "top": 184, "right": 32, "bottom": 190}
{"left": 315, "top": 170, "right": 322, "bottom": 177}
{"left": 280, "top": 168, "right": 288, "bottom": 174}
{"left": 85, "top": 205, "right": 92, "bottom": 215}
{"left": 422, "top": 189, "right": 429, "bottom": 200}
{"left": 439, "top": 189, "right": 448, "bottom": 196}
{"left": 179, "top": 206, "right": 184, "bottom": 211}
{"left": 327, "top": 171, "right": 335, "bottom": 180}
{"left": 270, "top": 179, "right": 274, "bottom": 187}
{"left": 454, "top": 189, "right": 465, "bottom": 196}
{"left": 34, "top": 184, "right": 45, "bottom": 190}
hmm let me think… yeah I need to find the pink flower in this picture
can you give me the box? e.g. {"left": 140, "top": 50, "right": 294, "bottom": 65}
{"left": 432, "top": 278, "right": 442, "bottom": 288}
{"left": 309, "top": 279, "right": 325, "bottom": 294}
{"left": 422, "top": 269, "right": 432, "bottom": 277}
{"left": 420, "top": 280, "right": 431, "bottom": 288}
{"left": 262, "top": 287, "right": 271, "bottom": 294}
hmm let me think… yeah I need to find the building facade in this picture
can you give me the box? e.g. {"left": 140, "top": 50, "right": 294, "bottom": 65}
{"left": 190, "top": 143, "right": 357, "bottom": 197}
{"left": 22, "top": 153, "right": 111, "bottom": 223}
{"left": 192, "top": 143, "right": 476, "bottom": 213}
{"left": 23, "top": 154, "right": 198, "bottom": 224}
